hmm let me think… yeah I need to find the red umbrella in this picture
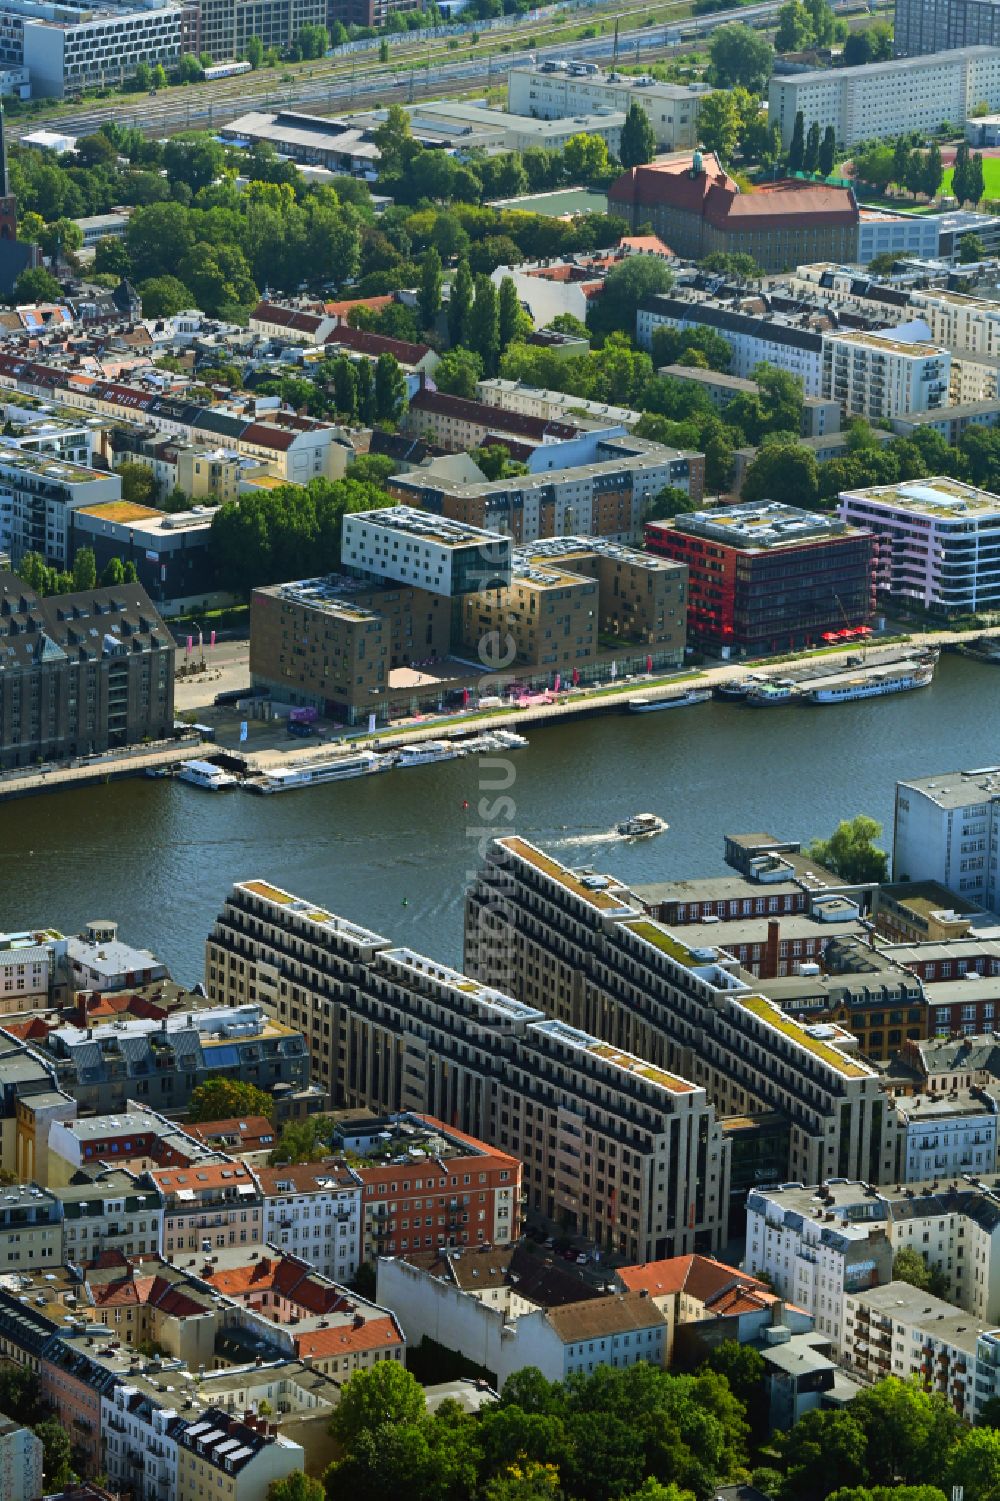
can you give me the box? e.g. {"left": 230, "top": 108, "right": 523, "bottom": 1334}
{"left": 646, "top": 655, "right": 653, "bottom": 673}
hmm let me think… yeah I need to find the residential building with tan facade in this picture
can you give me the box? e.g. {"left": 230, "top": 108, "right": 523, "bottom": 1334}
{"left": 464, "top": 837, "right": 901, "bottom": 1192}
{"left": 176, "top": 1407, "right": 301, "bottom": 1501}
{"left": 146, "top": 1162, "right": 262, "bottom": 1258}
{"left": 204, "top": 879, "right": 730, "bottom": 1262}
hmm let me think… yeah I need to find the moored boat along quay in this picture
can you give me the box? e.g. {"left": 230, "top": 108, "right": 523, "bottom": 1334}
{"left": 0, "top": 627, "right": 996, "bottom": 804}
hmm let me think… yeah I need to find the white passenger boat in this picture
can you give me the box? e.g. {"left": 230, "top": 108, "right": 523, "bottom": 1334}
{"left": 616, "top": 812, "right": 667, "bottom": 838}
{"left": 808, "top": 662, "right": 935, "bottom": 704}
{"left": 396, "top": 740, "right": 464, "bottom": 768}
{"left": 176, "top": 759, "right": 239, "bottom": 790}
{"left": 628, "top": 689, "right": 711, "bottom": 713}
{"left": 246, "top": 751, "right": 392, "bottom": 793}
{"left": 491, "top": 729, "right": 529, "bottom": 748}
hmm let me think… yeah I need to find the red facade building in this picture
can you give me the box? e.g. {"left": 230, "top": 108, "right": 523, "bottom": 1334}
{"left": 646, "top": 501, "right": 875, "bottom": 655}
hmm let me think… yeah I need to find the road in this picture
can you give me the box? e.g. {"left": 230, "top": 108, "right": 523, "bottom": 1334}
{"left": 174, "top": 637, "right": 251, "bottom": 712}
{"left": 13, "top": 0, "right": 792, "bottom": 141}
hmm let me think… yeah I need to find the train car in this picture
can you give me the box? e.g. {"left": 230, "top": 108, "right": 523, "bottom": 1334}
{"left": 203, "top": 60, "right": 253, "bottom": 80}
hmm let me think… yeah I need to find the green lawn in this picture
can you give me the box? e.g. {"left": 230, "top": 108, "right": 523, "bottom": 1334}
{"left": 942, "top": 156, "right": 1000, "bottom": 200}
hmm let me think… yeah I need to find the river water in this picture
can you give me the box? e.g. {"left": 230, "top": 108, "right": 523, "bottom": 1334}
{"left": 3, "top": 652, "right": 999, "bottom": 986}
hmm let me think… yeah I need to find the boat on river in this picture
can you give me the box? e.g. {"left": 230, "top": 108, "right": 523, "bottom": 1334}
{"left": 628, "top": 689, "right": 711, "bottom": 713}
{"left": 246, "top": 751, "right": 393, "bottom": 793}
{"left": 808, "top": 661, "right": 935, "bottom": 703}
{"left": 616, "top": 812, "right": 667, "bottom": 838}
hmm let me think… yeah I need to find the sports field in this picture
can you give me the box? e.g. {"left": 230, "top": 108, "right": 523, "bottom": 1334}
{"left": 941, "top": 156, "right": 1000, "bottom": 200}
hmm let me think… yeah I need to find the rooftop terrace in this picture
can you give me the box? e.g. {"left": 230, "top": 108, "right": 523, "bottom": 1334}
{"left": 500, "top": 837, "right": 637, "bottom": 914}
{"left": 733, "top": 994, "right": 873, "bottom": 1078}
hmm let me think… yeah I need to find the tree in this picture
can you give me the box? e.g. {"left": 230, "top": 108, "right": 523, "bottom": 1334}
{"left": 433, "top": 347, "right": 483, "bottom": 399}
{"left": 619, "top": 102, "right": 657, "bottom": 169}
{"left": 469, "top": 276, "right": 501, "bottom": 378}
{"left": 646, "top": 485, "right": 698, "bottom": 522}
{"left": 922, "top": 141, "right": 943, "bottom": 200}
{"left": 373, "top": 352, "right": 407, "bottom": 425}
{"left": 892, "top": 1247, "right": 951, "bottom": 1299}
{"left": 329, "top": 1362, "right": 426, "bottom": 1448}
{"left": 852, "top": 143, "right": 894, "bottom": 192}
{"left": 117, "top": 461, "right": 159, "bottom": 506}
{"left": 12, "top": 266, "right": 61, "bottom": 304}
{"left": 952, "top": 140, "right": 972, "bottom": 205}
{"left": 471, "top": 444, "right": 528, "bottom": 481}
{"left": 562, "top": 133, "right": 612, "bottom": 187}
{"left": 268, "top": 1117, "right": 330, "bottom": 1165}
{"left": 152, "top": 63, "right": 168, "bottom": 87}
{"left": 0, "top": 1365, "right": 41, "bottom": 1425}
{"left": 849, "top": 1378, "right": 961, "bottom": 1489}
{"left": 779, "top": 1410, "right": 869, "bottom": 1501}
{"left": 447, "top": 257, "right": 474, "bottom": 349}
{"left": 708, "top": 24, "right": 774, "bottom": 93}
{"left": 176, "top": 52, "right": 204, "bottom": 82}
{"left": 588, "top": 256, "right": 673, "bottom": 341}
{"left": 803, "top": 121, "right": 821, "bottom": 174}
{"left": 268, "top": 1476, "right": 325, "bottom": 1501}
{"left": 332, "top": 357, "right": 358, "bottom": 420}
{"left": 893, "top": 136, "right": 911, "bottom": 193}
{"left": 819, "top": 125, "right": 837, "bottom": 178}
{"left": 123, "top": 561, "right": 138, "bottom": 583}
{"left": 187, "top": 1077, "right": 274, "bottom": 1123}
{"left": 945, "top": 1429, "right": 1000, "bottom": 1501}
{"left": 101, "top": 557, "right": 125, "bottom": 587}
{"left": 776, "top": 0, "right": 812, "bottom": 51}
{"left": 959, "top": 230, "right": 986, "bottom": 263}
{"left": 741, "top": 434, "right": 818, "bottom": 507}
{"left": 807, "top": 814, "right": 889, "bottom": 883}
{"left": 72, "top": 548, "right": 97, "bottom": 592}
{"left": 697, "top": 93, "right": 741, "bottom": 163}
{"left": 968, "top": 150, "right": 986, "bottom": 206}
{"left": 372, "top": 104, "right": 418, "bottom": 182}
{"left": 246, "top": 34, "right": 264, "bottom": 67}
{"left": 418, "top": 247, "right": 442, "bottom": 330}
{"left": 787, "top": 111, "right": 805, "bottom": 175}
{"left": 138, "top": 275, "right": 193, "bottom": 317}
{"left": 498, "top": 276, "right": 525, "bottom": 354}
{"left": 35, "top": 1419, "right": 73, "bottom": 1491}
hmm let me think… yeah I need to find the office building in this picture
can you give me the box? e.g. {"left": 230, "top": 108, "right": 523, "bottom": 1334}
{"left": 70, "top": 502, "right": 218, "bottom": 605}
{"left": 895, "top": 0, "right": 1000, "bottom": 56}
{"left": 204, "top": 878, "right": 731, "bottom": 1262}
{"left": 609, "top": 153, "right": 860, "bottom": 273}
{"left": 844, "top": 1282, "right": 1000, "bottom": 1419}
{"left": 894, "top": 767, "right": 1000, "bottom": 912}
{"left": 19, "top": 2, "right": 184, "bottom": 97}
{"left": 464, "top": 838, "right": 898, "bottom": 1197}
{"left": 0, "top": 1415, "right": 42, "bottom": 1501}
{"left": 645, "top": 501, "right": 874, "bottom": 656}
{"left": 838, "top": 477, "right": 1000, "bottom": 616}
{"left": 820, "top": 330, "right": 951, "bottom": 422}
{"left": 0, "top": 571, "right": 174, "bottom": 771}
{"left": 769, "top": 46, "right": 1000, "bottom": 150}
{"left": 507, "top": 62, "right": 706, "bottom": 150}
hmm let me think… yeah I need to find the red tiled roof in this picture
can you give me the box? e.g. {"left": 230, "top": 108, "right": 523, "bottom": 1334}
{"left": 609, "top": 157, "right": 857, "bottom": 231}
{"left": 323, "top": 295, "right": 395, "bottom": 320}
{"left": 251, "top": 301, "right": 324, "bottom": 333}
{"left": 296, "top": 1314, "right": 401, "bottom": 1358}
{"left": 151, "top": 1162, "right": 257, "bottom": 1193}
{"left": 618, "top": 1254, "right": 764, "bottom": 1301}
{"left": 324, "top": 324, "right": 431, "bottom": 365}
{"left": 187, "top": 1116, "right": 275, "bottom": 1148}
{"left": 240, "top": 422, "right": 297, "bottom": 452}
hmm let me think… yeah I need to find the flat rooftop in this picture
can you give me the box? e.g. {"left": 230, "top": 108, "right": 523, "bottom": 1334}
{"left": 898, "top": 766, "right": 1000, "bottom": 810}
{"left": 843, "top": 477, "right": 1000, "bottom": 520}
{"left": 237, "top": 880, "right": 389, "bottom": 949}
{"left": 825, "top": 329, "right": 948, "bottom": 358}
{"left": 346, "top": 505, "right": 504, "bottom": 550}
{"left": 733, "top": 994, "right": 873, "bottom": 1078}
{"left": 671, "top": 500, "right": 851, "bottom": 550}
{"left": 499, "top": 837, "right": 638, "bottom": 915}
{"left": 531, "top": 1018, "right": 695, "bottom": 1094}
{"left": 849, "top": 1279, "right": 998, "bottom": 1356}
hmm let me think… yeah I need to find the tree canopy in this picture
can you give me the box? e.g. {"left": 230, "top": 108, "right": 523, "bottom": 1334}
{"left": 186, "top": 1076, "right": 275, "bottom": 1123}
{"left": 806, "top": 814, "right": 889, "bottom": 883}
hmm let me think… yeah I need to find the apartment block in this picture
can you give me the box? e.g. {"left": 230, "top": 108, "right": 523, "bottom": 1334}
{"left": 341, "top": 507, "right": 512, "bottom": 598}
{"left": 0, "top": 571, "right": 174, "bottom": 772}
{"left": 896, "top": 0, "right": 1000, "bottom": 56}
{"left": 476, "top": 379, "right": 641, "bottom": 432}
{"left": 838, "top": 477, "right": 1000, "bottom": 616}
{"left": 176, "top": 1407, "right": 302, "bottom": 1501}
{"left": 21, "top": 3, "right": 183, "bottom": 98}
{"left": 0, "top": 445, "right": 120, "bottom": 571}
{"left": 389, "top": 436, "right": 704, "bottom": 545}
{"left": 146, "top": 1161, "right": 262, "bottom": 1257}
{"left": 464, "top": 838, "right": 899, "bottom": 1196}
{"left": 204, "top": 879, "right": 731, "bottom": 1262}
{"left": 645, "top": 501, "right": 873, "bottom": 656}
{"left": 507, "top": 63, "right": 707, "bottom": 151}
{"left": 769, "top": 46, "right": 1000, "bottom": 150}
{"left": 637, "top": 294, "right": 825, "bottom": 395}
{"left": 256, "top": 1162, "right": 362, "bottom": 1284}
{"left": 0, "top": 929, "right": 62, "bottom": 1007}
{"left": 747, "top": 1179, "right": 1000, "bottom": 1341}
{"left": 896, "top": 1091, "right": 999, "bottom": 1181}
{"left": 0, "top": 1415, "right": 42, "bottom": 1501}
{"left": 844, "top": 1281, "right": 1000, "bottom": 1419}
{"left": 820, "top": 331, "right": 951, "bottom": 422}
{"left": 894, "top": 766, "right": 1000, "bottom": 912}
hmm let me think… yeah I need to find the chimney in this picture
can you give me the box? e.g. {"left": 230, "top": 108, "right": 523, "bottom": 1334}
{"left": 765, "top": 918, "right": 781, "bottom": 977}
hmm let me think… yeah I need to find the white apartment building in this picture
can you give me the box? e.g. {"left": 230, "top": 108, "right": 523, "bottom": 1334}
{"left": 0, "top": 1416, "right": 42, "bottom": 1501}
{"left": 22, "top": 4, "right": 183, "bottom": 98}
{"left": 0, "top": 929, "right": 62, "bottom": 1006}
{"left": 636, "top": 295, "right": 825, "bottom": 395}
{"left": 342, "top": 507, "right": 512, "bottom": 597}
{"left": 378, "top": 1254, "right": 669, "bottom": 1389}
{"left": 257, "top": 1163, "right": 362, "bottom": 1284}
{"left": 820, "top": 330, "right": 951, "bottom": 421}
{"left": 838, "top": 477, "right": 1000, "bottom": 615}
{"left": 0, "top": 446, "right": 121, "bottom": 569}
{"left": 769, "top": 45, "right": 1000, "bottom": 150}
{"left": 896, "top": 1090, "right": 999, "bottom": 1181}
{"left": 843, "top": 1281, "right": 1000, "bottom": 1420}
{"left": 476, "top": 379, "right": 641, "bottom": 431}
{"left": 506, "top": 63, "right": 708, "bottom": 150}
{"left": 744, "top": 1183, "right": 895, "bottom": 1352}
{"left": 894, "top": 766, "right": 1000, "bottom": 912}
{"left": 747, "top": 1179, "right": 1000, "bottom": 1338}
{"left": 103, "top": 1384, "right": 180, "bottom": 1501}
{"left": 52, "top": 1168, "right": 164, "bottom": 1265}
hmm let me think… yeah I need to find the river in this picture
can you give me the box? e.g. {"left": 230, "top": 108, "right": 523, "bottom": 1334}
{"left": 3, "top": 652, "right": 999, "bottom": 986}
